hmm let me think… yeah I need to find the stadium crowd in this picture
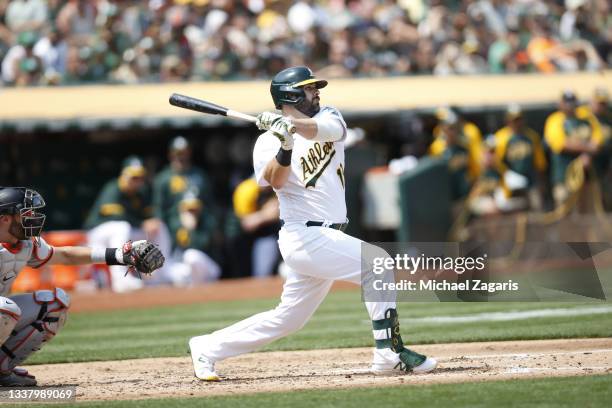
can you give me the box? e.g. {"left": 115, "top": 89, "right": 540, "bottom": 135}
{"left": 1, "top": 0, "right": 610, "bottom": 86}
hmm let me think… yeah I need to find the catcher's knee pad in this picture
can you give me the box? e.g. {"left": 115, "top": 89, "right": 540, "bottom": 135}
{"left": 0, "top": 297, "right": 21, "bottom": 346}
{"left": 0, "top": 289, "right": 70, "bottom": 371}
{"left": 372, "top": 308, "right": 404, "bottom": 352}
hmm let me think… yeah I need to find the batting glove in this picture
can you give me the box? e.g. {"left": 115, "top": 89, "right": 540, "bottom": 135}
{"left": 270, "top": 119, "right": 294, "bottom": 150}
{"left": 256, "top": 112, "right": 283, "bottom": 131}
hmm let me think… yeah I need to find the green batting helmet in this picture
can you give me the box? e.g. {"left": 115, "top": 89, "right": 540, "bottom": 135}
{"left": 270, "top": 66, "right": 328, "bottom": 109}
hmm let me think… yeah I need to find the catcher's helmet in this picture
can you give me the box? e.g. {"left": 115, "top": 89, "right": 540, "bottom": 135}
{"left": 0, "top": 187, "right": 46, "bottom": 238}
{"left": 270, "top": 66, "right": 328, "bottom": 109}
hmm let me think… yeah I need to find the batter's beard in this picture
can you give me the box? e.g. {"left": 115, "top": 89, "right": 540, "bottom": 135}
{"left": 296, "top": 98, "right": 320, "bottom": 117}
{"left": 8, "top": 218, "right": 26, "bottom": 240}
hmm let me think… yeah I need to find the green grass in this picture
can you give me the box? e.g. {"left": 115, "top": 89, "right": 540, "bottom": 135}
{"left": 26, "top": 290, "right": 612, "bottom": 365}
{"left": 19, "top": 374, "right": 612, "bottom": 408}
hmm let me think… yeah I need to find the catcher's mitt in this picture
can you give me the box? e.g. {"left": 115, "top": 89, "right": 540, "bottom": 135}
{"left": 121, "top": 240, "right": 165, "bottom": 277}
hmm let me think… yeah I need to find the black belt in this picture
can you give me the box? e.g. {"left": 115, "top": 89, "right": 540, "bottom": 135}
{"left": 280, "top": 220, "right": 348, "bottom": 232}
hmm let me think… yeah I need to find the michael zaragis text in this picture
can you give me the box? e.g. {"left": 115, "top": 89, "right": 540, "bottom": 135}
{"left": 373, "top": 279, "right": 519, "bottom": 293}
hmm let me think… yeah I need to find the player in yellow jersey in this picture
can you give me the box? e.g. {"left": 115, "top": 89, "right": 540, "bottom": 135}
{"left": 544, "top": 90, "right": 602, "bottom": 205}
{"left": 495, "top": 104, "right": 547, "bottom": 210}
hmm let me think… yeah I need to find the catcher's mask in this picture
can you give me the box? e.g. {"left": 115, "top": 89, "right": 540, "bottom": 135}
{"left": 0, "top": 187, "right": 46, "bottom": 239}
{"left": 270, "top": 66, "right": 328, "bottom": 110}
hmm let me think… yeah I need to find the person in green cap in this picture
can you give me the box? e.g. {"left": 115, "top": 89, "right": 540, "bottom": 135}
{"left": 152, "top": 136, "right": 214, "bottom": 247}
{"left": 494, "top": 104, "right": 547, "bottom": 210}
{"left": 13, "top": 31, "right": 44, "bottom": 86}
{"left": 577, "top": 87, "right": 612, "bottom": 208}
{"left": 85, "top": 156, "right": 171, "bottom": 292}
{"left": 544, "top": 90, "right": 603, "bottom": 206}
{"left": 429, "top": 109, "right": 478, "bottom": 201}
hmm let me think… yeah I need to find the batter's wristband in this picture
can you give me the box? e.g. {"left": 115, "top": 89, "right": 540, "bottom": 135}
{"left": 276, "top": 148, "right": 292, "bottom": 167}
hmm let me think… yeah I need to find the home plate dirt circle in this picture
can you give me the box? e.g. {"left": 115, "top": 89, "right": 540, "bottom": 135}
{"left": 27, "top": 338, "right": 612, "bottom": 401}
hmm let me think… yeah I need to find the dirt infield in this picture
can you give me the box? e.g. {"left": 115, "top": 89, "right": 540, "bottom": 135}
{"left": 29, "top": 338, "right": 612, "bottom": 401}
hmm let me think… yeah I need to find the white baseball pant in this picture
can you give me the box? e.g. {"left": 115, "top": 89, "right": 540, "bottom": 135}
{"left": 202, "top": 222, "right": 395, "bottom": 361}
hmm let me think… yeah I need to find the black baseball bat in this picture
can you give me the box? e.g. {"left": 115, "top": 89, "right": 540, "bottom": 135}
{"left": 169, "top": 93, "right": 296, "bottom": 133}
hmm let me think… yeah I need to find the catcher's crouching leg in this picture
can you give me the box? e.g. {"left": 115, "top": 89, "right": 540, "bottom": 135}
{"left": 0, "top": 297, "right": 21, "bottom": 345}
{"left": 0, "top": 289, "right": 70, "bottom": 386}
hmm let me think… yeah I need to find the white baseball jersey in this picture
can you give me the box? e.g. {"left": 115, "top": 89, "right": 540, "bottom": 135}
{"left": 253, "top": 106, "right": 348, "bottom": 223}
{"left": 0, "top": 238, "right": 53, "bottom": 296}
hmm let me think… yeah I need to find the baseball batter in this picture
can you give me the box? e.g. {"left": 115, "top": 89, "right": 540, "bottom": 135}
{"left": 0, "top": 187, "right": 164, "bottom": 386}
{"left": 189, "top": 66, "right": 437, "bottom": 381}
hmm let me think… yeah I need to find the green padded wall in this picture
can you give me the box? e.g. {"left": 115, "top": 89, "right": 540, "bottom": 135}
{"left": 398, "top": 157, "right": 452, "bottom": 242}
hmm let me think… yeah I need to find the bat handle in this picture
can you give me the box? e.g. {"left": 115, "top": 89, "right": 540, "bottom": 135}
{"left": 227, "top": 109, "right": 297, "bottom": 134}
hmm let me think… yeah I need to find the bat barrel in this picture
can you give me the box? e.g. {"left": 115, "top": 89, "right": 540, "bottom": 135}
{"left": 169, "top": 94, "right": 228, "bottom": 116}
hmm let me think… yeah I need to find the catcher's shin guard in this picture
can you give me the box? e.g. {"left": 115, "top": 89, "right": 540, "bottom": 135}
{"left": 0, "top": 297, "right": 21, "bottom": 346}
{"left": 372, "top": 308, "right": 427, "bottom": 371}
{"left": 0, "top": 289, "right": 70, "bottom": 372}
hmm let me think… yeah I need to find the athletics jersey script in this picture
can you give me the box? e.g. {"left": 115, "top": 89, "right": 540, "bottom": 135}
{"left": 0, "top": 238, "right": 53, "bottom": 296}
{"left": 253, "top": 106, "right": 348, "bottom": 223}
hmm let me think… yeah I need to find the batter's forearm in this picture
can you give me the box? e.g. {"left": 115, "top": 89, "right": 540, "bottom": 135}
{"left": 263, "top": 159, "right": 291, "bottom": 189}
{"left": 292, "top": 117, "right": 345, "bottom": 142}
{"left": 290, "top": 118, "right": 318, "bottom": 139}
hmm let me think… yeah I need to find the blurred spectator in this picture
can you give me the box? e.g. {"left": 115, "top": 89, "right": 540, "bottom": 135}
{"left": 578, "top": 87, "right": 612, "bottom": 208}
{"left": 110, "top": 48, "right": 140, "bottom": 84}
{"left": 61, "top": 44, "right": 90, "bottom": 84}
{"left": 229, "top": 177, "right": 280, "bottom": 278}
{"left": 544, "top": 90, "right": 603, "bottom": 206}
{"left": 9, "top": 31, "right": 44, "bottom": 86}
{"left": 433, "top": 106, "right": 484, "bottom": 174}
{"left": 167, "top": 192, "right": 221, "bottom": 286}
{"left": 560, "top": 0, "right": 599, "bottom": 42}
{"left": 428, "top": 109, "right": 479, "bottom": 201}
{"left": 488, "top": 29, "right": 528, "bottom": 73}
{"left": 470, "top": 134, "right": 531, "bottom": 216}
{"left": 469, "top": 135, "right": 506, "bottom": 216}
{"left": 152, "top": 136, "right": 215, "bottom": 235}
{"left": 33, "top": 26, "right": 67, "bottom": 84}
{"left": 1, "top": 0, "right": 609, "bottom": 86}
{"left": 494, "top": 104, "right": 547, "bottom": 210}
{"left": 85, "top": 156, "right": 172, "bottom": 292}
{"left": 595, "top": 87, "right": 612, "bottom": 145}
{"left": 5, "top": 0, "right": 48, "bottom": 34}
{"left": 526, "top": 19, "right": 572, "bottom": 73}
{"left": 56, "top": 0, "right": 96, "bottom": 46}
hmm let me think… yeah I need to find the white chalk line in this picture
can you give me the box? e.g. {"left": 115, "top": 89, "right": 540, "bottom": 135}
{"left": 457, "top": 348, "right": 612, "bottom": 360}
{"left": 506, "top": 366, "right": 610, "bottom": 374}
{"left": 409, "top": 305, "right": 612, "bottom": 324}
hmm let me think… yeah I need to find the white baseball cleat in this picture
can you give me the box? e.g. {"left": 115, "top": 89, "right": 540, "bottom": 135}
{"left": 371, "top": 348, "right": 437, "bottom": 375}
{"left": 412, "top": 356, "right": 438, "bottom": 373}
{"left": 189, "top": 335, "right": 220, "bottom": 381}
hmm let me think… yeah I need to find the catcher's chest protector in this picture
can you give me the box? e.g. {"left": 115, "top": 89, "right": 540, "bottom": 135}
{"left": 0, "top": 239, "right": 52, "bottom": 296}
{"left": 0, "top": 242, "right": 34, "bottom": 296}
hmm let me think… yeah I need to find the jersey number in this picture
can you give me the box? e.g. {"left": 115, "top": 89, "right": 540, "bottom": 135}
{"left": 336, "top": 164, "right": 345, "bottom": 189}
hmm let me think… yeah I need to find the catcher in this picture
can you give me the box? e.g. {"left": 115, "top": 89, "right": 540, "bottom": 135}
{"left": 0, "top": 187, "right": 165, "bottom": 386}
